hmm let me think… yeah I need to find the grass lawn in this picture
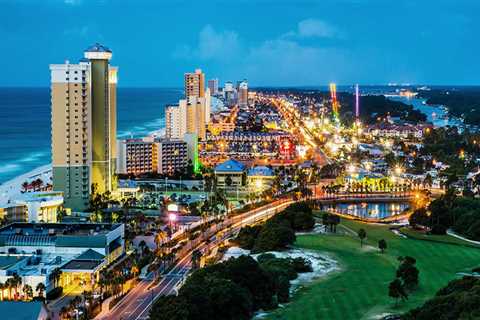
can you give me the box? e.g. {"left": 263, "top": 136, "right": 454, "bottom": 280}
{"left": 265, "top": 218, "right": 480, "bottom": 320}
{"left": 399, "top": 227, "right": 480, "bottom": 248}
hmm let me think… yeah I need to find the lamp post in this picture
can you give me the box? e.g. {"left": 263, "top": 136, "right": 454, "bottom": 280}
{"left": 168, "top": 213, "right": 177, "bottom": 232}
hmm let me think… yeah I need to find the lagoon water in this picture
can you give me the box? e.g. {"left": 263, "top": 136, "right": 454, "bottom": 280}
{"left": 388, "top": 95, "right": 463, "bottom": 128}
{"left": 324, "top": 202, "right": 411, "bottom": 219}
{"left": 0, "top": 87, "right": 182, "bottom": 184}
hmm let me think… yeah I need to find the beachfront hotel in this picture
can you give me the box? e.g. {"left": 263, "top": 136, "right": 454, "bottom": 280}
{"left": 184, "top": 68, "right": 205, "bottom": 98}
{"left": 116, "top": 137, "right": 188, "bottom": 175}
{"left": 50, "top": 43, "right": 117, "bottom": 211}
{"left": 165, "top": 68, "right": 212, "bottom": 141}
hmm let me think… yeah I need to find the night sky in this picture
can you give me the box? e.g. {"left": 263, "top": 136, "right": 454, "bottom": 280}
{"left": 1, "top": 0, "right": 478, "bottom": 87}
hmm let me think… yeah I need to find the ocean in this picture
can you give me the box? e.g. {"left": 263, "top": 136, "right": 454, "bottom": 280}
{"left": 0, "top": 87, "right": 182, "bottom": 184}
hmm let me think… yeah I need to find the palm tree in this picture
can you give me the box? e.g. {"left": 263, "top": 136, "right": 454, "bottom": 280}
{"left": 0, "top": 282, "right": 4, "bottom": 301}
{"left": 21, "top": 181, "right": 29, "bottom": 193}
{"left": 36, "top": 282, "right": 46, "bottom": 298}
{"left": 49, "top": 268, "right": 62, "bottom": 288}
{"left": 12, "top": 274, "right": 22, "bottom": 300}
{"left": 5, "top": 278, "right": 14, "bottom": 300}
{"left": 191, "top": 249, "right": 202, "bottom": 269}
{"left": 358, "top": 228, "right": 367, "bottom": 247}
{"left": 23, "top": 284, "right": 33, "bottom": 301}
{"left": 154, "top": 230, "right": 167, "bottom": 255}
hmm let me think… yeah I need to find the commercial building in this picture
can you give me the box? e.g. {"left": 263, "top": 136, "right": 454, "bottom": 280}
{"left": 117, "top": 137, "right": 157, "bottom": 175}
{"left": 214, "top": 159, "right": 246, "bottom": 187}
{"left": 50, "top": 43, "right": 117, "bottom": 211}
{"left": 208, "top": 78, "right": 219, "bottom": 95}
{"left": 238, "top": 80, "right": 248, "bottom": 106}
{"left": 0, "top": 302, "right": 49, "bottom": 320}
{"left": 157, "top": 139, "right": 188, "bottom": 174}
{"left": 224, "top": 81, "right": 235, "bottom": 105}
{"left": 0, "top": 222, "right": 124, "bottom": 296}
{"left": 184, "top": 69, "right": 205, "bottom": 98}
{"left": 247, "top": 166, "right": 275, "bottom": 191}
{"left": 0, "top": 192, "right": 63, "bottom": 223}
{"left": 117, "top": 138, "right": 188, "bottom": 176}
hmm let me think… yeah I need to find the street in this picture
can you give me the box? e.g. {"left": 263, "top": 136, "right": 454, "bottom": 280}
{"left": 96, "top": 199, "right": 293, "bottom": 320}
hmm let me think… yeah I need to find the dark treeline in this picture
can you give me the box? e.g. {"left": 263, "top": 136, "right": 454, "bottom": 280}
{"left": 235, "top": 202, "right": 315, "bottom": 253}
{"left": 418, "top": 88, "right": 480, "bottom": 125}
{"left": 410, "top": 193, "right": 480, "bottom": 240}
{"left": 149, "top": 253, "right": 312, "bottom": 320}
{"left": 400, "top": 276, "right": 480, "bottom": 320}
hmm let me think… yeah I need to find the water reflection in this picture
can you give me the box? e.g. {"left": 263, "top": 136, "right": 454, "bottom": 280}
{"left": 324, "top": 202, "right": 410, "bottom": 219}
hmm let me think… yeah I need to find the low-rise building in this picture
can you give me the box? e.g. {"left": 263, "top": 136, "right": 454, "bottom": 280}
{"left": 214, "top": 159, "right": 246, "bottom": 187}
{"left": 367, "top": 123, "right": 432, "bottom": 139}
{"left": 0, "top": 222, "right": 124, "bottom": 296}
{"left": 117, "top": 138, "right": 188, "bottom": 176}
{"left": 0, "top": 192, "right": 63, "bottom": 223}
{"left": 157, "top": 139, "right": 188, "bottom": 174}
{"left": 247, "top": 166, "right": 275, "bottom": 191}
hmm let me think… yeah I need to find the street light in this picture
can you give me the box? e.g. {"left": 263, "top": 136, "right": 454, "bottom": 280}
{"left": 169, "top": 213, "right": 177, "bottom": 231}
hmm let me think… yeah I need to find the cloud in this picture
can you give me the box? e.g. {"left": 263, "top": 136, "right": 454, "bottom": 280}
{"left": 172, "top": 22, "right": 351, "bottom": 85}
{"left": 244, "top": 39, "right": 351, "bottom": 85}
{"left": 173, "top": 25, "right": 241, "bottom": 61}
{"left": 64, "top": 0, "right": 82, "bottom": 5}
{"left": 283, "top": 18, "right": 344, "bottom": 39}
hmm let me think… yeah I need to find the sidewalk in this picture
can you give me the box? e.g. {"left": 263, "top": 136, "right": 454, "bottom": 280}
{"left": 447, "top": 230, "right": 480, "bottom": 245}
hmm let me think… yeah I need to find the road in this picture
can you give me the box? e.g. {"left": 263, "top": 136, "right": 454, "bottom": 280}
{"left": 96, "top": 198, "right": 293, "bottom": 320}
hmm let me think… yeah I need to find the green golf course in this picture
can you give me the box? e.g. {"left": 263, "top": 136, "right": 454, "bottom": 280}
{"left": 266, "top": 218, "right": 480, "bottom": 320}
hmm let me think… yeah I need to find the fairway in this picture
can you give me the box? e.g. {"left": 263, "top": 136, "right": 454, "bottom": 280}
{"left": 266, "top": 219, "right": 480, "bottom": 320}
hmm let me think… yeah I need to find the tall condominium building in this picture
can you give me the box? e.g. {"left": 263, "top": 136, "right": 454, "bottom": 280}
{"left": 165, "top": 92, "right": 209, "bottom": 141}
{"left": 50, "top": 43, "right": 117, "bottom": 211}
{"left": 184, "top": 69, "right": 205, "bottom": 98}
{"left": 116, "top": 138, "right": 187, "bottom": 176}
{"left": 208, "top": 78, "right": 219, "bottom": 95}
{"left": 224, "top": 81, "right": 235, "bottom": 105}
{"left": 238, "top": 80, "right": 248, "bottom": 106}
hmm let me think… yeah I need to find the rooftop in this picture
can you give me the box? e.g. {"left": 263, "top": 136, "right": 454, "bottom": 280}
{"left": 76, "top": 249, "right": 104, "bottom": 261}
{"left": 0, "top": 255, "right": 27, "bottom": 270}
{"left": 248, "top": 166, "right": 274, "bottom": 177}
{"left": 215, "top": 159, "right": 246, "bottom": 173}
{"left": 0, "top": 222, "right": 121, "bottom": 237}
{"left": 0, "top": 301, "right": 45, "bottom": 320}
{"left": 85, "top": 43, "right": 112, "bottom": 53}
{"left": 61, "top": 259, "right": 103, "bottom": 271}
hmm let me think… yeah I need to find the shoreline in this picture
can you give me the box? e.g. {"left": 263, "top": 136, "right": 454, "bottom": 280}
{"left": 0, "top": 163, "right": 52, "bottom": 206}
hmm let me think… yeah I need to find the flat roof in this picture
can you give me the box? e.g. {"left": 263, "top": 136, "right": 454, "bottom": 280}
{"left": 0, "top": 301, "right": 44, "bottom": 320}
{"left": 0, "top": 222, "right": 121, "bottom": 237}
{"left": 0, "top": 255, "right": 27, "bottom": 270}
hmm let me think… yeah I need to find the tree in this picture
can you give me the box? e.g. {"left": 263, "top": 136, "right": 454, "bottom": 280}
{"left": 12, "top": 274, "right": 21, "bottom": 300}
{"left": 409, "top": 208, "right": 430, "bottom": 228}
{"left": 21, "top": 181, "right": 29, "bottom": 193}
{"left": 23, "top": 284, "right": 33, "bottom": 301}
{"left": 358, "top": 228, "right": 367, "bottom": 247}
{"left": 388, "top": 278, "right": 408, "bottom": 307}
{"left": 191, "top": 249, "right": 202, "bottom": 270}
{"left": 378, "top": 239, "right": 387, "bottom": 253}
{"left": 36, "top": 282, "right": 46, "bottom": 298}
{"left": 49, "top": 268, "right": 62, "bottom": 288}
{"left": 397, "top": 256, "right": 420, "bottom": 290}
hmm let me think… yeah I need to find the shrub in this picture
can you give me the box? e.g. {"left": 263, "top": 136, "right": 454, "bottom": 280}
{"left": 291, "top": 257, "right": 313, "bottom": 273}
{"left": 429, "top": 224, "right": 447, "bottom": 235}
{"left": 252, "top": 222, "right": 296, "bottom": 253}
